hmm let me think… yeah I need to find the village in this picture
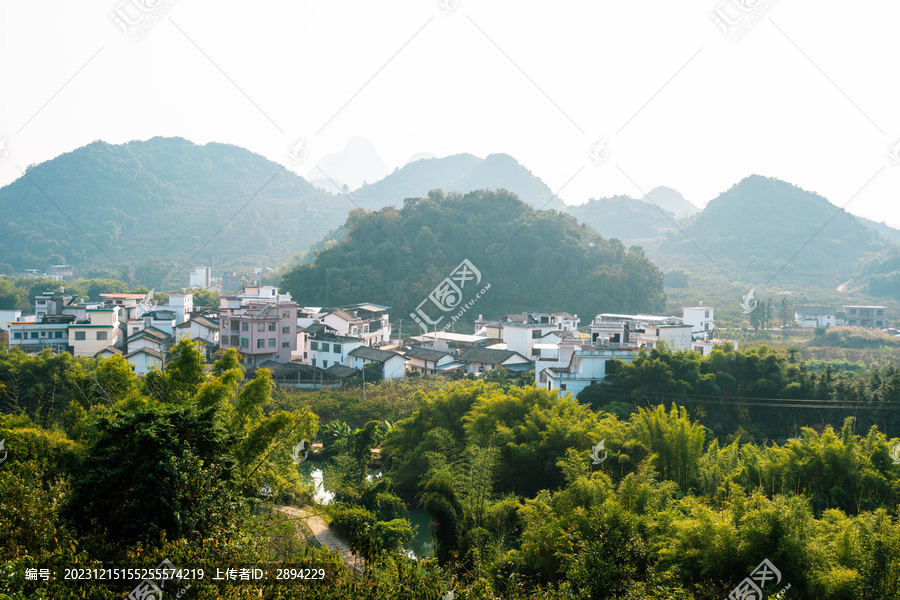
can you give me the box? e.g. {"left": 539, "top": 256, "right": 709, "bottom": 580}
{"left": 3, "top": 272, "right": 885, "bottom": 397}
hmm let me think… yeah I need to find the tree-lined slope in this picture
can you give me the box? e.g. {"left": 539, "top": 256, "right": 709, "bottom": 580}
{"left": 280, "top": 189, "right": 666, "bottom": 319}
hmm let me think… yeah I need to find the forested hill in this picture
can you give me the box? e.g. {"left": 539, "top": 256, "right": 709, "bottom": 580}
{"left": 350, "top": 152, "right": 565, "bottom": 211}
{"left": 279, "top": 189, "right": 666, "bottom": 319}
{"left": 652, "top": 175, "right": 886, "bottom": 285}
{"left": 565, "top": 195, "right": 676, "bottom": 244}
{"left": 0, "top": 137, "right": 346, "bottom": 275}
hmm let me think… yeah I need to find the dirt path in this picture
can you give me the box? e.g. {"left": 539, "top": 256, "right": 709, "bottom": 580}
{"left": 274, "top": 505, "right": 364, "bottom": 573}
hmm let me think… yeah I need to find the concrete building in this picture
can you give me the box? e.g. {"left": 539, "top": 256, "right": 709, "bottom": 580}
{"left": 456, "top": 347, "right": 532, "bottom": 376}
{"left": 218, "top": 288, "right": 298, "bottom": 365}
{"left": 682, "top": 305, "right": 715, "bottom": 337}
{"left": 538, "top": 341, "right": 638, "bottom": 396}
{"left": 843, "top": 305, "right": 887, "bottom": 328}
{"left": 7, "top": 315, "right": 74, "bottom": 353}
{"left": 794, "top": 306, "right": 837, "bottom": 328}
{"left": 69, "top": 307, "right": 122, "bottom": 357}
{"left": 403, "top": 346, "right": 459, "bottom": 375}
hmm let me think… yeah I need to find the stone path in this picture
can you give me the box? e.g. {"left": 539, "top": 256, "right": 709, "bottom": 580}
{"left": 274, "top": 505, "right": 364, "bottom": 574}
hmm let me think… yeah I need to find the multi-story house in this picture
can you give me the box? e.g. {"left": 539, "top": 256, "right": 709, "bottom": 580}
{"left": 69, "top": 307, "right": 122, "bottom": 357}
{"left": 7, "top": 315, "right": 74, "bottom": 353}
{"left": 539, "top": 341, "right": 638, "bottom": 396}
{"left": 403, "top": 346, "right": 459, "bottom": 375}
{"left": 842, "top": 305, "right": 887, "bottom": 329}
{"left": 682, "top": 305, "right": 715, "bottom": 338}
{"left": 218, "top": 287, "right": 298, "bottom": 365}
{"left": 307, "top": 331, "right": 364, "bottom": 370}
{"left": 500, "top": 322, "right": 562, "bottom": 359}
{"left": 322, "top": 303, "right": 391, "bottom": 347}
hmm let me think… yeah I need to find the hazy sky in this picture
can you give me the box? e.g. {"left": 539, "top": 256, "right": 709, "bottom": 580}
{"left": 1, "top": 1, "right": 899, "bottom": 225}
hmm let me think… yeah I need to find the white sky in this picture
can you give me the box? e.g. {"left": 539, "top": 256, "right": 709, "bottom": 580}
{"left": 1, "top": 0, "right": 899, "bottom": 225}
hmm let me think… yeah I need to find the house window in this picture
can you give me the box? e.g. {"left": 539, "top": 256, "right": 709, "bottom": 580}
{"left": 55, "top": 331, "right": 63, "bottom": 338}
{"left": 30, "top": 332, "right": 39, "bottom": 339}
{"left": 878, "top": 310, "right": 884, "bottom": 316}
{"left": 311, "top": 341, "right": 318, "bottom": 350}
{"left": 532, "top": 330, "right": 542, "bottom": 339}
{"left": 241, "top": 338, "right": 249, "bottom": 348}
{"left": 532, "top": 347, "right": 540, "bottom": 356}
{"left": 231, "top": 320, "right": 240, "bottom": 331}
{"left": 705, "top": 310, "right": 710, "bottom": 318}
{"left": 97, "top": 331, "right": 108, "bottom": 341}
{"left": 268, "top": 323, "right": 276, "bottom": 331}
{"left": 268, "top": 338, "right": 276, "bottom": 347}
{"left": 40, "top": 331, "right": 46, "bottom": 338}
{"left": 321, "top": 343, "right": 330, "bottom": 352}
{"left": 323, "top": 360, "right": 328, "bottom": 368}
{"left": 560, "top": 384, "right": 567, "bottom": 391}
{"left": 75, "top": 331, "right": 86, "bottom": 341}
{"left": 230, "top": 335, "right": 238, "bottom": 346}
{"left": 282, "top": 312, "right": 289, "bottom": 318}
{"left": 36, "top": 300, "right": 46, "bottom": 306}
{"left": 242, "top": 322, "right": 249, "bottom": 331}
{"left": 257, "top": 339, "right": 265, "bottom": 348}
{"left": 13, "top": 332, "right": 21, "bottom": 339}
{"left": 282, "top": 342, "right": 290, "bottom": 348}
{"left": 282, "top": 327, "right": 289, "bottom": 334}
{"left": 333, "top": 343, "right": 342, "bottom": 353}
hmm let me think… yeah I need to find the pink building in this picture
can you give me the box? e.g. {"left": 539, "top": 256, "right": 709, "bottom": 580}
{"left": 218, "top": 291, "right": 298, "bottom": 365}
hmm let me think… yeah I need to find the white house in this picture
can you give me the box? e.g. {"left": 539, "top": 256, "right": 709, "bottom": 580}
{"left": 635, "top": 324, "right": 694, "bottom": 351}
{"left": 126, "top": 347, "right": 164, "bottom": 375}
{"left": 174, "top": 315, "right": 219, "bottom": 345}
{"left": 539, "top": 345, "right": 637, "bottom": 396}
{"left": 682, "top": 305, "right": 715, "bottom": 337}
{"left": 322, "top": 303, "right": 391, "bottom": 347}
{"left": 7, "top": 315, "right": 73, "bottom": 353}
{"left": 793, "top": 306, "right": 837, "bottom": 328}
{"left": 307, "top": 332, "right": 364, "bottom": 370}
{"left": 456, "top": 347, "right": 532, "bottom": 376}
{"left": 500, "top": 322, "right": 562, "bottom": 360}
{"left": 403, "top": 346, "right": 458, "bottom": 375}
{"left": 348, "top": 346, "right": 406, "bottom": 379}
{"left": 126, "top": 326, "right": 172, "bottom": 356}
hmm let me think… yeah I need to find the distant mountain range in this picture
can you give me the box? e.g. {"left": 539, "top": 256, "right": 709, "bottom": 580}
{"left": 0, "top": 138, "right": 565, "bottom": 283}
{"left": 652, "top": 175, "right": 888, "bottom": 287}
{"left": 350, "top": 152, "right": 566, "bottom": 211}
{"left": 2, "top": 137, "right": 900, "bottom": 296}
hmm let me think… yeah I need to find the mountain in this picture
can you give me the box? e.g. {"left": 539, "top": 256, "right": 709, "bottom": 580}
{"left": 312, "top": 136, "right": 389, "bottom": 190}
{"left": 642, "top": 186, "right": 698, "bottom": 218}
{"left": 565, "top": 196, "right": 675, "bottom": 244}
{"left": 857, "top": 216, "right": 900, "bottom": 245}
{"left": 279, "top": 189, "right": 665, "bottom": 319}
{"left": 351, "top": 152, "right": 565, "bottom": 210}
{"left": 651, "top": 175, "right": 885, "bottom": 285}
{"left": 0, "top": 137, "right": 347, "bottom": 281}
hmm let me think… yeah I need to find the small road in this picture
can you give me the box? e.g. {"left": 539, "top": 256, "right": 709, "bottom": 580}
{"left": 274, "top": 505, "right": 364, "bottom": 573}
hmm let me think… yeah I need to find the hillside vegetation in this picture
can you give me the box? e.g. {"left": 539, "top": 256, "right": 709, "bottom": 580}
{"left": 279, "top": 188, "right": 666, "bottom": 320}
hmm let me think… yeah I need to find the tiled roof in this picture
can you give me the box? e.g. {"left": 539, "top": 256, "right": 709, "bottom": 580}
{"left": 349, "top": 346, "right": 401, "bottom": 362}
{"left": 458, "top": 347, "right": 521, "bottom": 365}
{"left": 324, "top": 363, "right": 360, "bottom": 378}
{"left": 403, "top": 346, "right": 450, "bottom": 362}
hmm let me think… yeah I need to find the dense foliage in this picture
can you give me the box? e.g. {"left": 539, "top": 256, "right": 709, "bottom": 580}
{"left": 281, "top": 189, "right": 666, "bottom": 319}
{"left": 6, "top": 345, "right": 900, "bottom": 598}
